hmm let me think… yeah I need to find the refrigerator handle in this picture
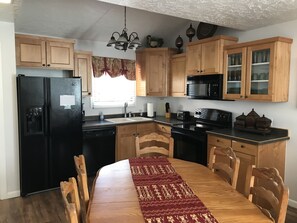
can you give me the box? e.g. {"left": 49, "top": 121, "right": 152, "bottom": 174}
{"left": 44, "top": 104, "right": 48, "bottom": 136}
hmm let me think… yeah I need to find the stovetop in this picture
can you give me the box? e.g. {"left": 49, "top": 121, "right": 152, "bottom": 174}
{"left": 172, "top": 108, "right": 232, "bottom": 133}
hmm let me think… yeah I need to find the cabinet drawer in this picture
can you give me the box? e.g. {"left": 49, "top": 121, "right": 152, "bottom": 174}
{"left": 208, "top": 135, "right": 231, "bottom": 148}
{"left": 155, "top": 123, "right": 171, "bottom": 135}
{"left": 232, "top": 140, "right": 257, "bottom": 156}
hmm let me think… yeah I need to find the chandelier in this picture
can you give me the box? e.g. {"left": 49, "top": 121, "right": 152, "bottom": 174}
{"left": 107, "top": 6, "right": 142, "bottom": 51}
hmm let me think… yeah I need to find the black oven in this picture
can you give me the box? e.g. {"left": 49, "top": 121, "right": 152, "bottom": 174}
{"left": 172, "top": 128, "right": 208, "bottom": 165}
{"left": 171, "top": 108, "right": 232, "bottom": 166}
{"left": 186, "top": 74, "right": 223, "bottom": 100}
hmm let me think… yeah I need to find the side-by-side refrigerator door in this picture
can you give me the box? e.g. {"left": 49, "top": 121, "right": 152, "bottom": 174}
{"left": 48, "top": 77, "right": 82, "bottom": 187}
{"left": 17, "top": 76, "right": 49, "bottom": 196}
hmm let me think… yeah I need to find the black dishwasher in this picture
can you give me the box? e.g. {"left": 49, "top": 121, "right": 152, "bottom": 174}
{"left": 83, "top": 126, "right": 116, "bottom": 176}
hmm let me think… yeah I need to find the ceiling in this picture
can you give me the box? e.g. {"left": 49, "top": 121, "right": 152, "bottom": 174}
{"left": 2, "top": 0, "right": 297, "bottom": 44}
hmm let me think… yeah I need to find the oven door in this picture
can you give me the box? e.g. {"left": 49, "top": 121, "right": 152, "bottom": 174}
{"left": 171, "top": 128, "right": 207, "bottom": 166}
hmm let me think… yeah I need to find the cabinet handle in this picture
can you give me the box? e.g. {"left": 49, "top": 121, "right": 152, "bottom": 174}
{"left": 200, "top": 70, "right": 203, "bottom": 73}
{"left": 47, "top": 64, "right": 50, "bottom": 67}
{"left": 42, "top": 64, "right": 46, "bottom": 66}
{"left": 216, "top": 139, "right": 220, "bottom": 142}
{"left": 241, "top": 145, "right": 245, "bottom": 148}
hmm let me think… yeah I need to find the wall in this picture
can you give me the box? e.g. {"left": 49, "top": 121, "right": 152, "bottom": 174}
{"left": 0, "top": 21, "right": 19, "bottom": 199}
{"left": 164, "top": 19, "right": 297, "bottom": 208}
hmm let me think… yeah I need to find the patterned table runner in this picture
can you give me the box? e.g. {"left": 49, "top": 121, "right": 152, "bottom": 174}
{"left": 129, "top": 157, "right": 219, "bottom": 223}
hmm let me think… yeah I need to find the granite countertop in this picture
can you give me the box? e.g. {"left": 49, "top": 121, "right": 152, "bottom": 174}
{"left": 207, "top": 127, "right": 290, "bottom": 145}
{"left": 82, "top": 115, "right": 185, "bottom": 130}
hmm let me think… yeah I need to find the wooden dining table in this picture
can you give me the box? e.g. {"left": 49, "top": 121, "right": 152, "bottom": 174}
{"left": 87, "top": 158, "right": 273, "bottom": 223}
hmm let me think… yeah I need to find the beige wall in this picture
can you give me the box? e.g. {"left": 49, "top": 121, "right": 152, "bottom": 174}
{"left": 0, "top": 21, "right": 19, "bottom": 199}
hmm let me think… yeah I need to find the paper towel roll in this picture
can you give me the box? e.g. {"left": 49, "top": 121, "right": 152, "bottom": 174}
{"left": 147, "top": 103, "right": 154, "bottom": 117}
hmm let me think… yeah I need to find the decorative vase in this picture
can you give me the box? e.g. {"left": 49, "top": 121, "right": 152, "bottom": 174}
{"left": 186, "top": 23, "right": 195, "bottom": 42}
{"left": 175, "top": 35, "right": 183, "bottom": 53}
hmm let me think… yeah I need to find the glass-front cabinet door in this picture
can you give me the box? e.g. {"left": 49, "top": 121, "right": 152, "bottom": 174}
{"left": 223, "top": 48, "right": 247, "bottom": 100}
{"left": 246, "top": 43, "right": 273, "bottom": 100}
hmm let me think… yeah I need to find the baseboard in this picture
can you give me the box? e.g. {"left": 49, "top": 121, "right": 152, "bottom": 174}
{"left": 0, "top": 190, "right": 20, "bottom": 200}
{"left": 289, "top": 199, "right": 297, "bottom": 209}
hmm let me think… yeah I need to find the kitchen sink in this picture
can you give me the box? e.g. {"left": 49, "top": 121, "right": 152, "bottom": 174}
{"left": 105, "top": 117, "right": 153, "bottom": 124}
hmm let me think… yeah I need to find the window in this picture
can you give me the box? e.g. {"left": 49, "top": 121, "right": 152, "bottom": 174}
{"left": 92, "top": 73, "right": 136, "bottom": 108}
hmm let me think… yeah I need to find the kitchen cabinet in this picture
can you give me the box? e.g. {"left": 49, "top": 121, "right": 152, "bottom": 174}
{"left": 207, "top": 134, "right": 286, "bottom": 195}
{"left": 74, "top": 51, "right": 92, "bottom": 96}
{"left": 170, "top": 53, "right": 186, "bottom": 97}
{"left": 116, "top": 122, "right": 155, "bottom": 161}
{"left": 223, "top": 37, "right": 292, "bottom": 102}
{"left": 186, "top": 35, "right": 238, "bottom": 76}
{"left": 15, "top": 34, "right": 75, "bottom": 70}
{"left": 136, "top": 48, "right": 177, "bottom": 96}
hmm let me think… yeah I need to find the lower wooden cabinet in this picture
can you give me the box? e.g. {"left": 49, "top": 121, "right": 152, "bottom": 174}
{"left": 116, "top": 122, "right": 155, "bottom": 161}
{"left": 207, "top": 134, "right": 286, "bottom": 194}
{"left": 155, "top": 123, "right": 171, "bottom": 137}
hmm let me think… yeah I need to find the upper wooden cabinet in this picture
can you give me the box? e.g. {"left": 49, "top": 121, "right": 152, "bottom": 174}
{"left": 74, "top": 51, "right": 92, "bottom": 96}
{"left": 223, "top": 37, "right": 292, "bottom": 102}
{"left": 186, "top": 35, "right": 238, "bottom": 76}
{"left": 136, "top": 48, "right": 177, "bottom": 96}
{"left": 170, "top": 53, "right": 186, "bottom": 97}
{"left": 15, "top": 34, "right": 75, "bottom": 70}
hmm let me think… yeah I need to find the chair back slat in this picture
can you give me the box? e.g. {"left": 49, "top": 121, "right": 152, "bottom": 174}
{"left": 60, "top": 177, "right": 81, "bottom": 223}
{"left": 136, "top": 132, "right": 173, "bottom": 158}
{"left": 74, "top": 155, "right": 89, "bottom": 223}
{"left": 245, "top": 166, "right": 289, "bottom": 223}
{"left": 208, "top": 146, "right": 240, "bottom": 189}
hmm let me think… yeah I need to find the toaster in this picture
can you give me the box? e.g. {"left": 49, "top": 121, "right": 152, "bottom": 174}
{"left": 176, "top": 111, "right": 190, "bottom": 121}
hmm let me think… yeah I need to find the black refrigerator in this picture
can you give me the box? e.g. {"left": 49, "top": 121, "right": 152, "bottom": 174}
{"left": 17, "top": 75, "right": 82, "bottom": 196}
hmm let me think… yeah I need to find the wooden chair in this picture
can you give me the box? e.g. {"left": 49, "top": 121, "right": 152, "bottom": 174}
{"left": 74, "top": 155, "right": 89, "bottom": 223}
{"left": 244, "top": 166, "right": 289, "bottom": 223}
{"left": 60, "top": 177, "right": 81, "bottom": 223}
{"left": 208, "top": 146, "right": 240, "bottom": 189}
{"left": 135, "top": 132, "right": 174, "bottom": 157}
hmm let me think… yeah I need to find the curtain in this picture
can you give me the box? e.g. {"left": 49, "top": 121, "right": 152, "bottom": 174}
{"left": 92, "top": 56, "right": 136, "bottom": 80}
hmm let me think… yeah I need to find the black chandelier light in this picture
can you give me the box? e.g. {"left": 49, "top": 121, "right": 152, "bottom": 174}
{"left": 107, "top": 6, "right": 142, "bottom": 51}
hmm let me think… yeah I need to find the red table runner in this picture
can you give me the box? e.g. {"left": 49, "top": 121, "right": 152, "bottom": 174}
{"left": 129, "top": 157, "right": 219, "bottom": 223}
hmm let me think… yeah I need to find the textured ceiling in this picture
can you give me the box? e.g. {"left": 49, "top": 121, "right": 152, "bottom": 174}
{"left": 98, "top": 0, "right": 297, "bottom": 30}
{"left": 2, "top": 0, "right": 297, "bottom": 44}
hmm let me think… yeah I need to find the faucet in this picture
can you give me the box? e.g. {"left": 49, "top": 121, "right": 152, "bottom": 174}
{"left": 124, "top": 102, "right": 128, "bottom": 118}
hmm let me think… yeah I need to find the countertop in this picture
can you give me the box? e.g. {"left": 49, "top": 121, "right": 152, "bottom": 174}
{"left": 82, "top": 116, "right": 185, "bottom": 130}
{"left": 207, "top": 127, "right": 290, "bottom": 145}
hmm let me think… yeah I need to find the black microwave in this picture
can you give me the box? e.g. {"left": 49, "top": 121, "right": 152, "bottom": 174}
{"left": 186, "top": 74, "right": 223, "bottom": 100}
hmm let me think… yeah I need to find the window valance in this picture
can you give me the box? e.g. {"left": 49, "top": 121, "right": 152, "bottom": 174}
{"left": 92, "top": 56, "right": 136, "bottom": 80}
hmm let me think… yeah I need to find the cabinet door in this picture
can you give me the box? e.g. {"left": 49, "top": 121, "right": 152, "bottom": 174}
{"left": 201, "top": 40, "right": 221, "bottom": 74}
{"left": 146, "top": 51, "right": 167, "bottom": 96}
{"left": 116, "top": 124, "right": 137, "bottom": 161}
{"left": 136, "top": 51, "right": 146, "bottom": 96}
{"left": 15, "top": 36, "right": 46, "bottom": 67}
{"left": 245, "top": 43, "right": 274, "bottom": 101}
{"left": 170, "top": 55, "right": 186, "bottom": 97}
{"left": 46, "top": 40, "right": 74, "bottom": 70}
{"left": 74, "top": 51, "right": 92, "bottom": 96}
{"left": 186, "top": 44, "right": 201, "bottom": 75}
{"left": 223, "top": 47, "right": 247, "bottom": 100}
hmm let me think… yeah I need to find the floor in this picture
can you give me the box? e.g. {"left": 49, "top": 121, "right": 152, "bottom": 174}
{"left": 0, "top": 182, "right": 296, "bottom": 223}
